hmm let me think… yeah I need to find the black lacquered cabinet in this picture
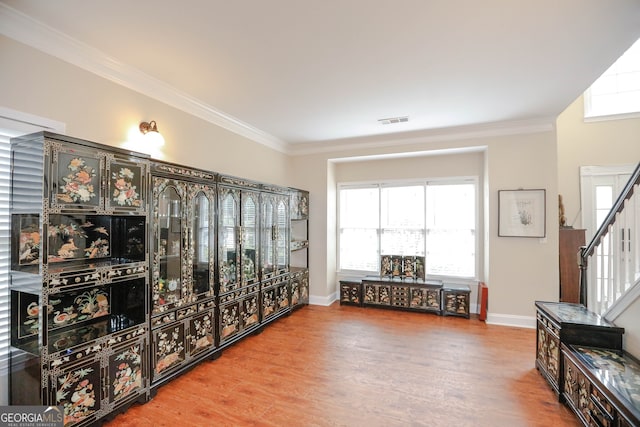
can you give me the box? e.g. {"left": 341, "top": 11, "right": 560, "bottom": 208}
{"left": 340, "top": 279, "right": 362, "bottom": 306}
{"left": 9, "top": 132, "right": 151, "bottom": 425}
{"left": 562, "top": 344, "right": 640, "bottom": 427}
{"left": 9, "top": 131, "right": 310, "bottom": 425}
{"left": 217, "top": 176, "right": 262, "bottom": 346}
{"left": 290, "top": 188, "right": 309, "bottom": 310}
{"left": 362, "top": 276, "right": 442, "bottom": 314}
{"left": 535, "top": 301, "right": 624, "bottom": 399}
{"left": 150, "top": 162, "right": 217, "bottom": 386}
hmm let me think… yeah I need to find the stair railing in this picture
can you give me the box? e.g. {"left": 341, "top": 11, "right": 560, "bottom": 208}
{"left": 579, "top": 162, "right": 640, "bottom": 314}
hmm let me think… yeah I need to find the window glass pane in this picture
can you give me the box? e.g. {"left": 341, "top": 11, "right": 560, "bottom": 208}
{"left": 595, "top": 185, "right": 613, "bottom": 228}
{"left": 339, "top": 187, "right": 378, "bottom": 227}
{"left": 339, "top": 228, "right": 378, "bottom": 271}
{"left": 339, "top": 186, "right": 380, "bottom": 271}
{"left": 381, "top": 186, "right": 424, "bottom": 256}
{"left": 381, "top": 186, "right": 424, "bottom": 228}
{"left": 338, "top": 180, "right": 477, "bottom": 278}
{"left": 426, "top": 183, "right": 476, "bottom": 277}
{"left": 585, "top": 38, "right": 640, "bottom": 118}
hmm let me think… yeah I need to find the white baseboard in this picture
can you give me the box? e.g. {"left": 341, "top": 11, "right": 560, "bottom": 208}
{"left": 309, "top": 294, "right": 532, "bottom": 329}
{"left": 310, "top": 295, "right": 484, "bottom": 315}
{"left": 486, "top": 313, "right": 536, "bottom": 329}
{"left": 309, "top": 292, "right": 339, "bottom": 306}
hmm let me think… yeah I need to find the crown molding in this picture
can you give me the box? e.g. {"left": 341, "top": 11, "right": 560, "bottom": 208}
{"left": 288, "top": 117, "right": 556, "bottom": 156}
{"left": 0, "top": 3, "right": 289, "bottom": 153}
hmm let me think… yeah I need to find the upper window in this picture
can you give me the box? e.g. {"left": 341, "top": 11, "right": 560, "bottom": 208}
{"left": 584, "top": 38, "right": 640, "bottom": 120}
{"left": 338, "top": 179, "right": 477, "bottom": 279}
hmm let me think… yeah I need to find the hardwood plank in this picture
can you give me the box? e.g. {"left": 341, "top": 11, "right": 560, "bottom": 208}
{"left": 106, "top": 304, "right": 580, "bottom": 426}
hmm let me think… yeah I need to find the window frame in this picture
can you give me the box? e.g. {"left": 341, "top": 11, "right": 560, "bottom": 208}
{"left": 337, "top": 177, "right": 479, "bottom": 281}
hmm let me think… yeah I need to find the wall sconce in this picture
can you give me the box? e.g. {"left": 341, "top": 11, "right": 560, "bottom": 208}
{"left": 139, "top": 120, "right": 165, "bottom": 147}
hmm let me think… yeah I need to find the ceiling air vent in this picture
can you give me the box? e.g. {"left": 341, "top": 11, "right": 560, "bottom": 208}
{"left": 378, "top": 116, "right": 409, "bottom": 125}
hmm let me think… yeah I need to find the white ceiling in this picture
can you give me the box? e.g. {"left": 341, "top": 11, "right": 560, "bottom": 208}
{"left": 2, "top": 0, "right": 640, "bottom": 152}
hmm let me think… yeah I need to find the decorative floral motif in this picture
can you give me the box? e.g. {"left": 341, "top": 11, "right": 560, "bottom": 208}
{"left": 56, "top": 366, "right": 97, "bottom": 426}
{"left": 190, "top": 315, "right": 213, "bottom": 353}
{"left": 58, "top": 157, "right": 97, "bottom": 203}
{"left": 242, "top": 257, "right": 255, "bottom": 281}
{"left": 220, "top": 305, "right": 239, "bottom": 339}
{"left": 262, "top": 290, "right": 276, "bottom": 317}
{"left": 49, "top": 288, "right": 109, "bottom": 330}
{"left": 18, "top": 227, "right": 40, "bottom": 265}
{"left": 155, "top": 326, "right": 184, "bottom": 374}
{"left": 85, "top": 237, "right": 109, "bottom": 259}
{"left": 112, "top": 346, "right": 142, "bottom": 400}
{"left": 242, "top": 298, "right": 259, "bottom": 327}
{"left": 220, "top": 261, "right": 236, "bottom": 290}
{"left": 48, "top": 219, "right": 109, "bottom": 261}
{"left": 111, "top": 167, "right": 141, "bottom": 207}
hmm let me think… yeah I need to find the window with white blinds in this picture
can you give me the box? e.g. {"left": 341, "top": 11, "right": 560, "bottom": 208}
{"left": 0, "top": 133, "right": 11, "bottom": 375}
{"left": 338, "top": 179, "right": 477, "bottom": 279}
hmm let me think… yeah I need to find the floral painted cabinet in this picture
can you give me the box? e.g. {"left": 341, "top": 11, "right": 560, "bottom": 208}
{"left": 217, "top": 176, "right": 262, "bottom": 346}
{"left": 151, "top": 174, "right": 216, "bottom": 315}
{"left": 150, "top": 163, "right": 217, "bottom": 385}
{"left": 290, "top": 188, "right": 309, "bottom": 310}
{"left": 217, "top": 182, "right": 260, "bottom": 294}
{"left": 260, "top": 190, "right": 289, "bottom": 280}
{"left": 290, "top": 269, "right": 309, "bottom": 308}
{"left": 9, "top": 132, "right": 151, "bottom": 423}
{"left": 49, "top": 335, "right": 147, "bottom": 427}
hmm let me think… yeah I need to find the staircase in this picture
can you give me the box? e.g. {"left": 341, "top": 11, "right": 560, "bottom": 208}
{"left": 579, "top": 162, "right": 640, "bottom": 321}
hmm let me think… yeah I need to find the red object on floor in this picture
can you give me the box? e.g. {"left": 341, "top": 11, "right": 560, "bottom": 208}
{"left": 478, "top": 282, "right": 488, "bottom": 321}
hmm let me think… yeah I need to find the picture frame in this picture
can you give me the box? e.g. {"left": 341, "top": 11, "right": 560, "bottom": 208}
{"left": 498, "top": 189, "right": 546, "bottom": 238}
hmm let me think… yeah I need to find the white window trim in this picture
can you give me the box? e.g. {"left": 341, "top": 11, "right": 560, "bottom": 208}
{"left": 336, "top": 176, "right": 479, "bottom": 282}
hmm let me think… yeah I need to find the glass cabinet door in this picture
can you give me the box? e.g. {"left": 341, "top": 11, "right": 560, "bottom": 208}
{"left": 191, "top": 190, "right": 213, "bottom": 299}
{"left": 276, "top": 198, "right": 289, "bottom": 273}
{"left": 241, "top": 193, "right": 258, "bottom": 285}
{"left": 261, "top": 195, "right": 275, "bottom": 279}
{"left": 155, "top": 184, "right": 183, "bottom": 311}
{"left": 218, "top": 189, "right": 239, "bottom": 293}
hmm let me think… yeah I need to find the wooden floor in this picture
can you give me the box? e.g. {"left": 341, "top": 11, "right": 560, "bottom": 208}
{"left": 105, "top": 303, "right": 580, "bottom": 427}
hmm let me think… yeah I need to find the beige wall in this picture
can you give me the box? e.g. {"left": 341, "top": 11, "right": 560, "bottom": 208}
{"left": 293, "top": 130, "right": 559, "bottom": 323}
{"left": 556, "top": 95, "right": 640, "bottom": 229}
{"left": 557, "top": 96, "right": 640, "bottom": 357}
{"left": 0, "top": 36, "right": 292, "bottom": 186}
{"left": 5, "top": 34, "right": 603, "bottom": 326}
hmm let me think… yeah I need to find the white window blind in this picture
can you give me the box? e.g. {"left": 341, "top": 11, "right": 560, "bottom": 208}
{"left": 426, "top": 182, "right": 476, "bottom": 277}
{"left": 380, "top": 185, "right": 425, "bottom": 256}
{"left": 338, "top": 179, "right": 477, "bottom": 278}
{"left": 339, "top": 186, "right": 379, "bottom": 271}
{"left": 0, "top": 133, "right": 11, "bottom": 375}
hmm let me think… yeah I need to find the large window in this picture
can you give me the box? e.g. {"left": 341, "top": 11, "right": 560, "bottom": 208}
{"left": 338, "top": 179, "right": 477, "bottom": 278}
{"left": 584, "top": 38, "right": 640, "bottom": 119}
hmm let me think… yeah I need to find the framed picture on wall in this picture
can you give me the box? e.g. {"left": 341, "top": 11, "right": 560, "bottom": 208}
{"left": 498, "top": 189, "right": 546, "bottom": 238}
